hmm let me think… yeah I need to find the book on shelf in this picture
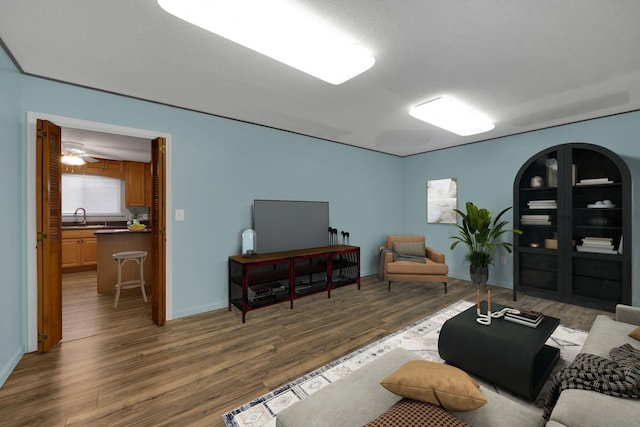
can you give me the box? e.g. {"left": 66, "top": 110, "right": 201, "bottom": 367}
{"left": 582, "top": 237, "right": 613, "bottom": 244}
{"left": 579, "top": 237, "right": 616, "bottom": 253}
{"left": 521, "top": 219, "right": 551, "bottom": 225}
{"left": 576, "top": 245, "right": 617, "bottom": 254}
{"left": 527, "top": 200, "right": 557, "bottom": 209}
{"left": 528, "top": 200, "right": 556, "bottom": 204}
{"left": 580, "top": 244, "right": 614, "bottom": 250}
{"left": 576, "top": 178, "right": 613, "bottom": 185}
{"left": 520, "top": 214, "right": 551, "bottom": 225}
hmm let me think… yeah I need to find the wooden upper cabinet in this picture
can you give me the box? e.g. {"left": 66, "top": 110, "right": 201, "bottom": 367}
{"left": 66, "top": 158, "right": 150, "bottom": 207}
{"left": 84, "top": 158, "right": 124, "bottom": 178}
{"left": 61, "top": 162, "right": 86, "bottom": 174}
{"left": 125, "top": 161, "right": 148, "bottom": 207}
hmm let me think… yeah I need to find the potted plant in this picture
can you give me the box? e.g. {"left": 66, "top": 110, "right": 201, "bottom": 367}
{"left": 450, "top": 201, "right": 522, "bottom": 285}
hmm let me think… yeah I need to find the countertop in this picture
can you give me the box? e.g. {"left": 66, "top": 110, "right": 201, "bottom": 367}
{"left": 95, "top": 228, "right": 151, "bottom": 234}
{"left": 62, "top": 221, "right": 150, "bottom": 233}
{"left": 62, "top": 225, "right": 123, "bottom": 230}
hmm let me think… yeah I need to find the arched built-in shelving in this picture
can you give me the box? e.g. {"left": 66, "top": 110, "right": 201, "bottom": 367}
{"left": 513, "top": 143, "right": 631, "bottom": 311}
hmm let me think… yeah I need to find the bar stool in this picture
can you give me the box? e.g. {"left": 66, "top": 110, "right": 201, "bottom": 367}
{"left": 112, "top": 250, "right": 148, "bottom": 308}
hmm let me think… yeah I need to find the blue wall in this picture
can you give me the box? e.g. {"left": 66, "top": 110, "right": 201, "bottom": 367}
{"left": 0, "top": 48, "right": 404, "bottom": 386}
{"left": 0, "top": 44, "right": 27, "bottom": 389}
{"left": 403, "top": 113, "right": 640, "bottom": 305}
{"left": 1, "top": 45, "right": 639, "bottom": 387}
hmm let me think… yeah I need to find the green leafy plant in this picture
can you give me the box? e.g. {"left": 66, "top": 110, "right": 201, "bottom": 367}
{"left": 450, "top": 201, "right": 522, "bottom": 267}
{"left": 129, "top": 208, "right": 140, "bottom": 225}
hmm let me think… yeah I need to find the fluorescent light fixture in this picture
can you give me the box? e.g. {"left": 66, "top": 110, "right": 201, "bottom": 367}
{"left": 409, "top": 96, "right": 495, "bottom": 136}
{"left": 157, "top": 0, "right": 375, "bottom": 85}
{"left": 61, "top": 154, "right": 86, "bottom": 166}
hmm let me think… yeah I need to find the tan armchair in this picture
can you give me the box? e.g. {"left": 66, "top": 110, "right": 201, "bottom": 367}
{"left": 381, "top": 235, "right": 448, "bottom": 293}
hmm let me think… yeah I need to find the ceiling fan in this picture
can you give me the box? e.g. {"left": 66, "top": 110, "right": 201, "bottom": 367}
{"left": 61, "top": 141, "right": 99, "bottom": 165}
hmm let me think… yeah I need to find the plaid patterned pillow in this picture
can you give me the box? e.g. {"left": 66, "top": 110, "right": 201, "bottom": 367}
{"left": 363, "top": 398, "right": 470, "bottom": 427}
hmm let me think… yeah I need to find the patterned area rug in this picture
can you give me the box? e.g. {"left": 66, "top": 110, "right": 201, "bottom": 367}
{"left": 222, "top": 300, "right": 588, "bottom": 427}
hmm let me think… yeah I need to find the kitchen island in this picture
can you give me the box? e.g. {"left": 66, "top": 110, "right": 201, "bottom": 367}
{"left": 96, "top": 229, "right": 152, "bottom": 293}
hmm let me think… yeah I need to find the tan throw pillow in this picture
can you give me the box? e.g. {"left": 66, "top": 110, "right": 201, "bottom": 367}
{"left": 380, "top": 360, "right": 487, "bottom": 412}
{"left": 393, "top": 241, "right": 425, "bottom": 257}
{"left": 629, "top": 326, "right": 640, "bottom": 340}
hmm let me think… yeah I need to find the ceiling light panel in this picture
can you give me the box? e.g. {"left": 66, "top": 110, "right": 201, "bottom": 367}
{"left": 157, "top": 0, "right": 375, "bottom": 85}
{"left": 409, "top": 96, "right": 495, "bottom": 136}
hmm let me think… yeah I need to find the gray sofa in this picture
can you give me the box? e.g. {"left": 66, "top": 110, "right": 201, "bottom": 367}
{"left": 276, "top": 347, "right": 544, "bottom": 427}
{"left": 276, "top": 304, "right": 640, "bottom": 427}
{"left": 545, "top": 304, "right": 640, "bottom": 427}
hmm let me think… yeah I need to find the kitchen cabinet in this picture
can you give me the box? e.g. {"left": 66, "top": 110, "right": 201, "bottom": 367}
{"left": 84, "top": 158, "right": 124, "bottom": 178}
{"left": 62, "top": 229, "right": 98, "bottom": 270}
{"left": 124, "top": 161, "right": 148, "bottom": 207}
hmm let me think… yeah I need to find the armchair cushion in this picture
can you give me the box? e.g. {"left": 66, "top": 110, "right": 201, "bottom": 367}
{"left": 393, "top": 241, "right": 426, "bottom": 257}
{"left": 385, "top": 235, "right": 426, "bottom": 250}
{"left": 387, "top": 259, "right": 447, "bottom": 276}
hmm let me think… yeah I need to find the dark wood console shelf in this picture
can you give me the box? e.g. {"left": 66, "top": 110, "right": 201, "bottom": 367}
{"left": 229, "top": 245, "right": 360, "bottom": 322}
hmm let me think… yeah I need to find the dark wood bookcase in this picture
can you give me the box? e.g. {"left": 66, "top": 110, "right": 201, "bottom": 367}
{"left": 513, "top": 143, "right": 631, "bottom": 311}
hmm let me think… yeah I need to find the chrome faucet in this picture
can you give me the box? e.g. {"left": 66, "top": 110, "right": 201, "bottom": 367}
{"left": 74, "top": 207, "right": 87, "bottom": 226}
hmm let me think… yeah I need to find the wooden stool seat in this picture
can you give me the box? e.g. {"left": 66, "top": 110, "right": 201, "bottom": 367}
{"left": 112, "top": 250, "right": 148, "bottom": 308}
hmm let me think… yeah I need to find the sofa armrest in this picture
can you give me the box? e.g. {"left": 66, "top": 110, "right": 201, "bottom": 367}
{"left": 426, "top": 247, "right": 445, "bottom": 264}
{"left": 615, "top": 304, "right": 640, "bottom": 326}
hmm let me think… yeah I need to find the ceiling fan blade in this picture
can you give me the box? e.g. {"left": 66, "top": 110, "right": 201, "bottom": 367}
{"left": 62, "top": 141, "right": 86, "bottom": 153}
{"left": 80, "top": 155, "right": 99, "bottom": 163}
{"left": 62, "top": 141, "right": 102, "bottom": 162}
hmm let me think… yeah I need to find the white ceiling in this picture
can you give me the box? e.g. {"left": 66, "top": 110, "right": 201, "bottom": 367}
{"left": 1, "top": 1, "right": 639, "bottom": 157}
{"left": 61, "top": 128, "right": 151, "bottom": 163}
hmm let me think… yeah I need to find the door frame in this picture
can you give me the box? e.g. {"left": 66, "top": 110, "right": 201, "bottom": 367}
{"left": 26, "top": 111, "right": 173, "bottom": 352}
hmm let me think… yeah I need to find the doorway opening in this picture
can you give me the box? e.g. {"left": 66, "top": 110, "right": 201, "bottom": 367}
{"left": 62, "top": 270, "right": 152, "bottom": 342}
{"left": 27, "top": 112, "right": 172, "bottom": 352}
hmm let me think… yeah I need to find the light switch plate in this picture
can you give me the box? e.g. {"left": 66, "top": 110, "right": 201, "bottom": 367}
{"left": 175, "top": 209, "right": 185, "bottom": 221}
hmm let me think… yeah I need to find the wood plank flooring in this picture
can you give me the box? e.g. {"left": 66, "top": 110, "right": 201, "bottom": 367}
{"left": 0, "top": 272, "right": 611, "bottom": 426}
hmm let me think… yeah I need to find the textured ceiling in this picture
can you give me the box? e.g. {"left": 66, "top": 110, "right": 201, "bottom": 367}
{"left": 1, "top": 1, "right": 639, "bottom": 157}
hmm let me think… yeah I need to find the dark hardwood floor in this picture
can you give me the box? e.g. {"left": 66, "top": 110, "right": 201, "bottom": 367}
{"left": 0, "top": 272, "right": 611, "bottom": 426}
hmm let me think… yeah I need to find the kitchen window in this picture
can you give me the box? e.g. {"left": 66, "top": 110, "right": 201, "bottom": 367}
{"left": 62, "top": 174, "right": 122, "bottom": 216}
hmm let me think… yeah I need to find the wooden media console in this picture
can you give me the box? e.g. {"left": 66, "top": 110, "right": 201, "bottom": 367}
{"left": 228, "top": 245, "right": 360, "bottom": 322}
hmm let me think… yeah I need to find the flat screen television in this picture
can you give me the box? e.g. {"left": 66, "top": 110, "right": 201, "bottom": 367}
{"left": 253, "top": 200, "right": 329, "bottom": 253}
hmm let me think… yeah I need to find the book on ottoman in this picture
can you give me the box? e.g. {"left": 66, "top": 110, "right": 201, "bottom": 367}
{"left": 505, "top": 310, "right": 544, "bottom": 328}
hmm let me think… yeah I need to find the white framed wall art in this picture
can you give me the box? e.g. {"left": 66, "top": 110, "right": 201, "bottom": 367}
{"left": 427, "top": 178, "right": 458, "bottom": 224}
